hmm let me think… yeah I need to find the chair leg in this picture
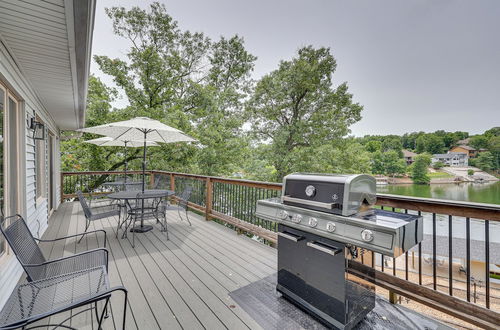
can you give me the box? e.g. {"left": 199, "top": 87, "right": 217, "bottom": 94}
{"left": 97, "top": 297, "right": 110, "bottom": 329}
{"left": 78, "top": 219, "right": 90, "bottom": 243}
{"left": 185, "top": 209, "right": 192, "bottom": 226}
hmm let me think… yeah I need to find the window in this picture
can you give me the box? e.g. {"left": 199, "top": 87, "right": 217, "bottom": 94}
{"left": 35, "top": 118, "right": 46, "bottom": 201}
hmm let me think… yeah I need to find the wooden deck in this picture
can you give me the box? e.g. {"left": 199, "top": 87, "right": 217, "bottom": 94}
{"left": 37, "top": 201, "right": 277, "bottom": 330}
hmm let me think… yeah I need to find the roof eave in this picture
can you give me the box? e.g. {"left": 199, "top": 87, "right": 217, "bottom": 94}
{"left": 64, "top": 0, "right": 96, "bottom": 130}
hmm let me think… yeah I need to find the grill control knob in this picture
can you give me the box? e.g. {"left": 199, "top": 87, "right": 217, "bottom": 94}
{"left": 361, "top": 229, "right": 374, "bottom": 242}
{"left": 308, "top": 217, "right": 318, "bottom": 227}
{"left": 326, "top": 222, "right": 336, "bottom": 232}
{"left": 279, "top": 210, "right": 289, "bottom": 220}
{"left": 292, "top": 214, "right": 302, "bottom": 223}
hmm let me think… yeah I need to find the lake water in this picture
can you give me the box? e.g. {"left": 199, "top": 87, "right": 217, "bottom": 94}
{"left": 377, "top": 181, "right": 500, "bottom": 245}
{"left": 377, "top": 181, "right": 500, "bottom": 205}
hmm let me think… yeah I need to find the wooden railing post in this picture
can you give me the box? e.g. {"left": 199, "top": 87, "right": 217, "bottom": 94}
{"left": 170, "top": 173, "right": 175, "bottom": 192}
{"left": 149, "top": 171, "right": 155, "bottom": 188}
{"left": 205, "top": 177, "right": 212, "bottom": 220}
{"left": 60, "top": 172, "right": 64, "bottom": 203}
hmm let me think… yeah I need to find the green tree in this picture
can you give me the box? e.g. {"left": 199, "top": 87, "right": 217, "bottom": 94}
{"left": 90, "top": 3, "right": 255, "bottom": 176}
{"left": 383, "top": 151, "right": 407, "bottom": 177}
{"left": 370, "top": 151, "right": 385, "bottom": 175}
{"left": 415, "top": 135, "right": 426, "bottom": 153}
{"left": 247, "top": 46, "right": 362, "bottom": 180}
{"left": 411, "top": 154, "right": 431, "bottom": 184}
{"left": 476, "top": 152, "right": 495, "bottom": 171}
{"left": 424, "top": 135, "right": 445, "bottom": 154}
{"left": 469, "top": 135, "right": 489, "bottom": 150}
{"left": 61, "top": 76, "right": 142, "bottom": 172}
{"left": 365, "top": 140, "right": 382, "bottom": 153}
{"left": 488, "top": 136, "right": 500, "bottom": 170}
{"left": 432, "top": 161, "right": 444, "bottom": 170}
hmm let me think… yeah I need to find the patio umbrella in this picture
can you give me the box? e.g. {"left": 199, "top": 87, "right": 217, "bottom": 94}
{"left": 79, "top": 117, "right": 196, "bottom": 192}
{"left": 84, "top": 137, "right": 159, "bottom": 182}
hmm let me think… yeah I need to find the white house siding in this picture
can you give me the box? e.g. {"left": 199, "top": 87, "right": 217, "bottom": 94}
{"left": 0, "top": 38, "right": 61, "bottom": 308}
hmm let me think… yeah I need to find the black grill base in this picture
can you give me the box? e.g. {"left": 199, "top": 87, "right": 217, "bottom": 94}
{"left": 278, "top": 224, "right": 375, "bottom": 329}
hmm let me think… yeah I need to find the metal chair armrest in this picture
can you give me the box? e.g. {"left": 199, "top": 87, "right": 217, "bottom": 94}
{"left": 35, "top": 229, "right": 107, "bottom": 248}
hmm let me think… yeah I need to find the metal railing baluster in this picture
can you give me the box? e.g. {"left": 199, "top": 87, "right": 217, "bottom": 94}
{"left": 433, "top": 213, "right": 437, "bottom": 290}
{"left": 466, "top": 217, "right": 471, "bottom": 302}
{"left": 448, "top": 215, "right": 453, "bottom": 296}
{"left": 485, "top": 220, "right": 490, "bottom": 308}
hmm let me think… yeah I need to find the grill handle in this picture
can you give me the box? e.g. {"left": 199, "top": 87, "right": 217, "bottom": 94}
{"left": 278, "top": 231, "right": 303, "bottom": 242}
{"left": 281, "top": 195, "right": 336, "bottom": 210}
{"left": 307, "top": 241, "right": 343, "bottom": 256}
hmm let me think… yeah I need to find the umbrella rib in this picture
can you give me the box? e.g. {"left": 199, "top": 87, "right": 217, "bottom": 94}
{"left": 113, "top": 126, "right": 134, "bottom": 141}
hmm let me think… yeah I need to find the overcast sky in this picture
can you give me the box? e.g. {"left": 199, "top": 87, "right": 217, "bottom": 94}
{"left": 91, "top": 0, "right": 500, "bottom": 136}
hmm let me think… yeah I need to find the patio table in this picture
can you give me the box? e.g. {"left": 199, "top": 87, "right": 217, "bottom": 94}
{"left": 108, "top": 189, "right": 174, "bottom": 233}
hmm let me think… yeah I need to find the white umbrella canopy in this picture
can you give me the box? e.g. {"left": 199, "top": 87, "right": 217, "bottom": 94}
{"left": 78, "top": 117, "right": 196, "bottom": 143}
{"left": 84, "top": 137, "right": 159, "bottom": 147}
{"left": 78, "top": 117, "right": 196, "bottom": 192}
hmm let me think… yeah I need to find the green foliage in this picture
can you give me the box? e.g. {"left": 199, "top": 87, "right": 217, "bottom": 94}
{"left": 415, "top": 135, "right": 426, "bottom": 153}
{"left": 423, "top": 135, "right": 446, "bottom": 154}
{"left": 370, "top": 150, "right": 406, "bottom": 176}
{"left": 475, "top": 152, "right": 495, "bottom": 172}
{"left": 484, "top": 127, "right": 500, "bottom": 138}
{"left": 432, "top": 161, "right": 444, "bottom": 170}
{"left": 468, "top": 169, "right": 474, "bottom": 176}
{"left": 469, "top": 135, "right": 489, "bottom": 150}
{"left": 411, "top": 154, "right": 431, "bottom": 184}
{"left": 247, "top": 46, "right": 362, "bottom": 180}
{"left": 488, "top": 136, "right": 500, "bottom": 171}
{"left": 74, "top": 3, "right": 257, "bottom": 176}
{"left": 365, "top": 140, "right": 382, "bottom": 153}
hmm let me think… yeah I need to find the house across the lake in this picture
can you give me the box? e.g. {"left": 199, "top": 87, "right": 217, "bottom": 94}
{"left": 0, "top": 0, "right": 95, "bottom": 308}
{"left": 402, "top": 149, "right": 418, "bottom": 165}
{"left": 450, "top": 145, "right": 485, "bottom": 158}
{"left": 431, "top": 152, "right": 469, "bottom": 167}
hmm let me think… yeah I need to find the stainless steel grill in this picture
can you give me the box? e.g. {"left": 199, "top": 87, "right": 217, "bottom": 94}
{"left": 256, "top": 173, "right": 423, "bottom": 329}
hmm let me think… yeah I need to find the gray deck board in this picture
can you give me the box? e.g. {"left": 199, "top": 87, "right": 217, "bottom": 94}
{"left": 33, "top": 202, "right": 272, "bottom": 329}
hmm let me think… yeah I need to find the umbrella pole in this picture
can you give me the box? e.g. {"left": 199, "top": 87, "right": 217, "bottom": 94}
{"left": 142, "top": 131, "right": 147, "bottom": 192}
{"left": 124, "top": 141, "right": 128, "bottom": 184}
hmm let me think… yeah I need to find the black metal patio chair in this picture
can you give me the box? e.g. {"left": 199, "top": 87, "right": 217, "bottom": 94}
{"left": 77, "top": 191, "right": 120, "bottom": 243}
{"left": 0, "top": 214, "right": 109, "bottom": 282}
{"left": 0, "top": 266, "right": 128, "bottom": 330}
{"left": 166, "top": 186, "right": 193, "bottom": 226}
{"left": 122, "top": 191, "right": 168, "bottom": 247}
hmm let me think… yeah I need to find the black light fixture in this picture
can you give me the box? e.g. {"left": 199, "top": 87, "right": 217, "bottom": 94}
{"left": 28, "top": 117, "right": 45, "bottom": 140}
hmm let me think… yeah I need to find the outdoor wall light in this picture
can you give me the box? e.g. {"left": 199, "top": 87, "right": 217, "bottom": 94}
{"left": 28, "top": 117, "right": 46, "bottom": 140}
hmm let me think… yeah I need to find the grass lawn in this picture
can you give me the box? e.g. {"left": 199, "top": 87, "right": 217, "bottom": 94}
{"left": 428, "top": 171, "right": 454, "bottom": 179}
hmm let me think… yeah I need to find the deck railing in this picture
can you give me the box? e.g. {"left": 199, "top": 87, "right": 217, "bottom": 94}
{"left": 61, "top": 170, "right": 500, "bottom": 329}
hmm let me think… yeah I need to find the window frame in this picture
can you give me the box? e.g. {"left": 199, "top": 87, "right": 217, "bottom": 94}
{"left": 0, "top": 81, "right": 25, "bottom": 263}
{"left": 35, "top": 116, "right": 47, "bottom": 205}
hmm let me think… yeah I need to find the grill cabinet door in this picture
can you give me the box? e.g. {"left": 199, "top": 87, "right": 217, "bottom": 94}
{"left": 277, "top": 224, "right": 347, "bottom": 326}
